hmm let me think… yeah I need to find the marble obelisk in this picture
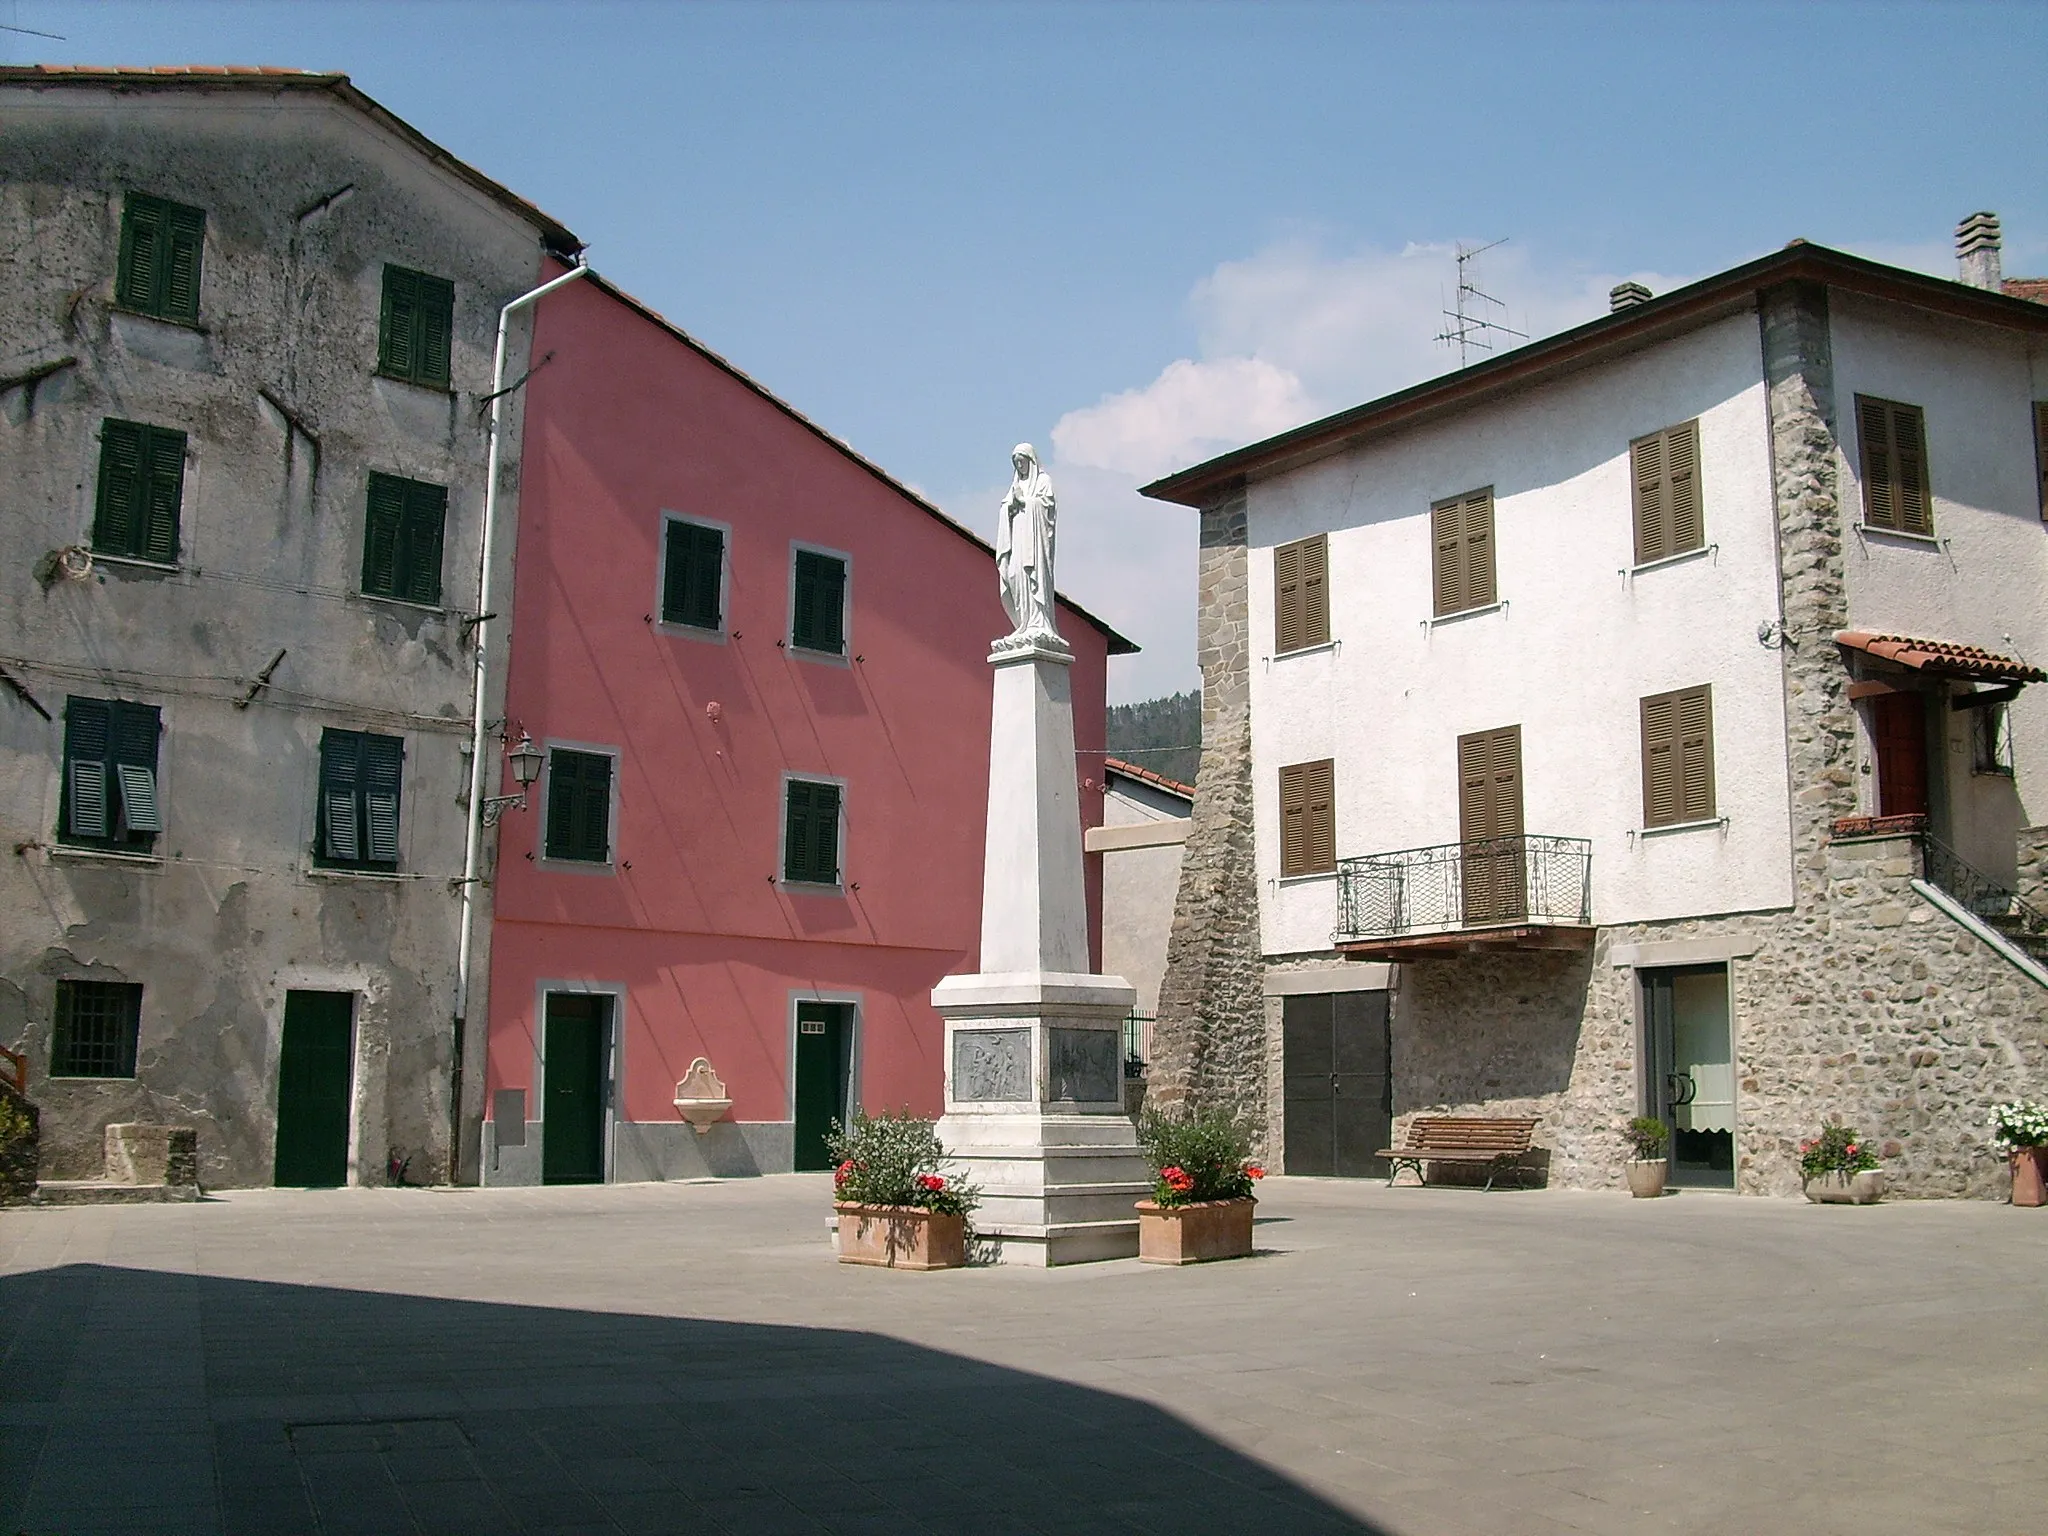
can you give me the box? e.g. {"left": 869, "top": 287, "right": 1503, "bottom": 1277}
{"left": 932, "top": 446, "right": 1150, "bottom": 1266}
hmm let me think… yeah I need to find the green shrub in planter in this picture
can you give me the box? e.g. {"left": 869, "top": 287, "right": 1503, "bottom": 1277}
{"left": 825, "top": 1111, "right": 979, "bottom": 1217}
{"left": 1136, "top": 1107, "right": 1265, "bottom": 1205}
{"left": 1622, "top": 1116, "right": 1669, "bottom": 1161}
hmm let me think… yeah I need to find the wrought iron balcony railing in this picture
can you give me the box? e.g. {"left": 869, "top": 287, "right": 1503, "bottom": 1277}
{"left": 1335, "top": 834, "right": 1593, "bottom": 943}
{"left": 1918, "top": 832, "right": 2048, "bottom": 967}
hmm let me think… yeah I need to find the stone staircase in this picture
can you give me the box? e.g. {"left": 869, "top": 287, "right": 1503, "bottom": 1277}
{"left": 1920, "top": 833, "right": 2048, "bottom": 970}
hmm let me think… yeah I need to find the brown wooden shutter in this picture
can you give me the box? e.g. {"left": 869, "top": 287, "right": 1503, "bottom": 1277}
{"left": 1431, "top": 496, "right": 1464, "bottom": 615}
{"left": 1631, "top": 429, "right": 1668, "bottom": 564}
{"left": 1641, "top": 685, "right": 1714, "bottom": 826}
{"left": 1456, "top": 725, "right": 1522, "bottom": 842}
{"left": 1432, "top": 489, "right": 1493, "bottom": 615}
{"left": 1632, "top": 421, "right": 1703, "bottom": 565}
{"left": 1279, "top": 758, "right": 1335, "bottom": 876}
{"left": 1299, "top": 533, "right": 1328, "bottom": 647}
{"left": 2035, "top": 401, "right": 2048, "bottom": 521}
{"left": 1857, "top": 395, "right": 1931, "bottom": 535}
{"left": 1274, "top": 540, "right": 1302, "bottom": 654}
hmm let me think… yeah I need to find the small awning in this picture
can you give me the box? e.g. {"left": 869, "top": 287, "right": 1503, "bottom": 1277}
{"left": 1835, "top": 631, "right": 2047, "bottom": 684}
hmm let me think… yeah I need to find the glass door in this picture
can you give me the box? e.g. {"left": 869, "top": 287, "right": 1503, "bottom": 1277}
{"left": 1641, "top": 964, "right": 1734, "bottom": 1189}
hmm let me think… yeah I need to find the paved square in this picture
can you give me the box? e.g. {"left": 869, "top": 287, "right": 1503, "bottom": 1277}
{"left": 3, "top": 1176, "right": 2042, "bottom": 1534}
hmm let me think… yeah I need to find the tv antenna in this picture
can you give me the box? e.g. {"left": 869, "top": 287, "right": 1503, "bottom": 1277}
{"left": 1433, "top": 238, "right": 1527, "bottom": 367}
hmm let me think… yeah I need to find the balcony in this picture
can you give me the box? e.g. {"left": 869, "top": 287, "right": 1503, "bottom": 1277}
{"left": 1334, "top": 834, "right": 1594, "bottom": 961}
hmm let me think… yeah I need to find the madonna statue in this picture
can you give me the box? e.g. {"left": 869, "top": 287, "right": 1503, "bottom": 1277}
{"left": 996, "top": 443, "right": 1061, "bottom": 645}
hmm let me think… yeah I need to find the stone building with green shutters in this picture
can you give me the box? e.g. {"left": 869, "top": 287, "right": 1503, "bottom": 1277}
{"left": 0, "top": 67, "right": 580, "bottom": 1187}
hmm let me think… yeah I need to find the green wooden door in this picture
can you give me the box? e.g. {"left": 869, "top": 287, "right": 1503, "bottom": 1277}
{"left": 793, "top": 1002, "right": 851, "bottom": 1171}
{"left": 542, "top": 994, "right": 608, "bottom": 1184}
{"left": 274, "top": 991, "right": 354, "bottom": 1187}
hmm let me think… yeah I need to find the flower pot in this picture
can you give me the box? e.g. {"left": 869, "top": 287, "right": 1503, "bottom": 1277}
{"left": 1802, "top": 1169, "right": 1886, "bottom": 1205}
{"left": 2010, "top": 1147, "right": 2048, "bottom": 1208}
{"left": 1624, "top": 1158, "right": 1668, "bottom": 1199}
{"left": 1135, "top": 1197, "right": 1255, "bottom": 1264}
{"left": 834, "top": 1203, "right": 966, "bottom": 1270}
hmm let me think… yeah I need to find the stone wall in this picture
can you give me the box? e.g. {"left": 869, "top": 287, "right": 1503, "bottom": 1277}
{"left": 1150, "top": 490, "right": 1270, "bottom": 1148}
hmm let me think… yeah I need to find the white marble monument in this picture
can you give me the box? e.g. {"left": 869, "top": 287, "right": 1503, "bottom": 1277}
{"left": 932, "top": 445, "right": 1151, "bottom": 1266}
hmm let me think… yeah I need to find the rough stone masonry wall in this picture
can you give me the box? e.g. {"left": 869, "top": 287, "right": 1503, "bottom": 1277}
{"left": 1150, "top": 489, "right": 1270, "bottom": 1150}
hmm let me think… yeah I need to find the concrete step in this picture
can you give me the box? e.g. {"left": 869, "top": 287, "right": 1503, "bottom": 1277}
{"left": 32, "top": 1181, "right": 202, "bottom": 1206}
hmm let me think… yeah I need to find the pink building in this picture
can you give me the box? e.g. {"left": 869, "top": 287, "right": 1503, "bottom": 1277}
{"left": 482, "top": 271, "right": 1133, "bottom": 1184}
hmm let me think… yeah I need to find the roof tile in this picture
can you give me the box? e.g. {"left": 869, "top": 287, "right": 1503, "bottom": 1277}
{"left": 1836, "top": 630, "right": 2047, "bottom": 683}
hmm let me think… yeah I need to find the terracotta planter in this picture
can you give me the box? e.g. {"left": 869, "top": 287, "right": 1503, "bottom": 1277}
{"left": 1624, "top": 1158, "right": 1668, "bottom": 1199}
{"left": 834, "top": 1203, "right": 966, "bottom": 1270}
{"left": 1802, "top": 1169, "right": 1886, "bottom": 1205}
{"left": 1136, "top": 1197, "right": 1255, "bottom": 1264}
{"left": 2009, "top": 1146, "right": 2048, "bottom": 1208}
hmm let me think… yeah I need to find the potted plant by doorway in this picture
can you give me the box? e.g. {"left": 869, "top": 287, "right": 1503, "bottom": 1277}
{"left": 1134, "top": 1108, "right": 1264, "bottom": 1264}
{"left": 1799, "top": 1121, "right": 1886, "bottom": 1204}
{"left": 1622, "top": 1116, "right": 1669, "bottom": 1198}
{"left": 827, "top": 1111, "right": 979, "bottom": 1270}
{"left": 1990, "top": 1101, "right": 2048, "bottom": 1208}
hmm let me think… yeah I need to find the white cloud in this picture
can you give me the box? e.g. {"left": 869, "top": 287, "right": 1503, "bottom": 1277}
{"left": 1042, "top": 236, "right": 1708, "bottom": 702}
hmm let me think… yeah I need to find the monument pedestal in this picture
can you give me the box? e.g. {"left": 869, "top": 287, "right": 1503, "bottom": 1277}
{"left": 934, "top": 972, "right": 1148, "bottom": 1267}
{"left": 933, "top": 636, "right": 1151, "bottom": 1266}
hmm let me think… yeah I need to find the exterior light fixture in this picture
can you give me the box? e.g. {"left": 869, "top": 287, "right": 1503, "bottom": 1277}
{"left": 482, "top": 732, "right": 544, "bottom": 827}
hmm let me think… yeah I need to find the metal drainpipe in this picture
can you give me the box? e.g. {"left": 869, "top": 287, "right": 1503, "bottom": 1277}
{"left": 449, "top": 257, "right": 590, "bottom": 1183}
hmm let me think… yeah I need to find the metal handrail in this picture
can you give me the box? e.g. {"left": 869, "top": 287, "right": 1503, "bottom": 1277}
{"left": 1336, "top": 834, "right": 1592, "bottom": 942}
{"left": 1918, "top": 833, "right": 2048, "bottom": 965}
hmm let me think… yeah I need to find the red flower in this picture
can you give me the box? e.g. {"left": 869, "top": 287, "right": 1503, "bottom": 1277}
{"left": 917, "top": 1173, "right": 945, "bottom": 1193}
{"left": 1161, "top": 1165, "right": 1195, "bottom": 1194}
{"left": 834, "top": 1159, "right": 854, "bottom": 1186}
{"left": 1245, "top": 1164, "right": 1266, "bottom": 1180}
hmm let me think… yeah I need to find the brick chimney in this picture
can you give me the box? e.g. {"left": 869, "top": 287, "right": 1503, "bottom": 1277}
{"left": 1956, "top": 211, "right": 2002, "bottom": 290}
{"left": 1609, "top": 281, "right": 1652, "bottom": 312}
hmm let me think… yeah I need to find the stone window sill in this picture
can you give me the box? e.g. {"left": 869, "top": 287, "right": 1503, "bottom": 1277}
{"left": 1276, "top": 870, "right": 1338, "bottom": 887}
{"left": 788, "top": 644, "right": 850, "bottom": 668}
{"left": 779, "top": 878, "right": 845, "bottom": 896}
{"left": 1625, "top": 543, "right": 1716, "bottom": 578}
{"left": 373, "top": 369, "right": 454, "bottom": 397}
{"left": 305, "top": 864, "right": 404, "bottom": 882}
{"left": 1270, "top": 639, "right": 1339, "bottom": 663}
{"left": 1423, "top": 600, "right": 1506, "bottom": 631}
{"left": 91, "top": 553, "right": 182, "bottom": 576}
{"left": 1856, "top": 525, "right": 1943, "bottom": 549}
{"left": 354, "top": 591, "right": 451, "bottom": 618}
{"left": 45, "top": 844, "right": 164, "bottom": 868}
{"left": 1633, "top": 817, "right": 1728, "bottom": 840}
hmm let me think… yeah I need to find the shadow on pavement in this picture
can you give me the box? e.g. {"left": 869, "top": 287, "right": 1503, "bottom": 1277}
{"left": 1, "top": 1262, "right": 1393, "bottom": 1535}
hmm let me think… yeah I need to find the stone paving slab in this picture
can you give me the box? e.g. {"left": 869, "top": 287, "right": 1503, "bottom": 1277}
{"left": 2, "top": 1176, "right": 2045, "bottom": 1534}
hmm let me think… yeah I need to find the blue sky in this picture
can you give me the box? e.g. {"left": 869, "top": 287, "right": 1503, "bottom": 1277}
{"left": 10, "top": 0, "right": 2046, "bottom": 700}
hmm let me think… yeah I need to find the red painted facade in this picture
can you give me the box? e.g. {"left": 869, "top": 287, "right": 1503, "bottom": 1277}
{"left": 484, "top": 272, "right": 1120, "bottom": 1176}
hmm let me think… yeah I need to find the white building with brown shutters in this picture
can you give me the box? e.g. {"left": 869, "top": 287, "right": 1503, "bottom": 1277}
{"left": 1141, "top": 214, "right": 2048, "bottom": 1197}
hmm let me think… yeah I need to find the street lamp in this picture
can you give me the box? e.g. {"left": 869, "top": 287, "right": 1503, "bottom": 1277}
{"left": 482, "top": 732, "right": 544, "bottom": 827}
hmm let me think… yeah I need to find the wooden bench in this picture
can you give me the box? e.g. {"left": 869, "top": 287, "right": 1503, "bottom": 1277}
{"left": 1378, "top": 1116, "right": 1541, "bottom": 1191}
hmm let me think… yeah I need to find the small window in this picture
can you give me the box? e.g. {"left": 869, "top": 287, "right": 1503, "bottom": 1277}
{"left": 377, "top": 265, "right": 455, "bottom": 390}
{"left": 1641, "top": 685, "right": 1716, "bottom": 827}
{"left": 1278, "top": 759, "right": 1336, "bottom": 877}
{"left": 1430, "top": 487, "right": 1496, "bottom": 617}
{"left": 1630, "top": 419, "right": 1703, "bottom": 565}
{"left": 544, "top": 748, "right": 614, "bottom": 864}
{"left": 115, "top": 192, "right": 204, "bottom": 324}
{"left": 1973, "top": 699, "right": 2015, "bottom": 776}
{"left": 316, "top": 729, "right": 404, "bottom": 869}
{"left": 93, "top": 419, "right": 185, "bottom": 564}
{"left": 791, "top": 548, "right": 848, "bottom": 655}
{"left": 783, "top": 777, "right": 842, "bottom": 886}
{"left": 1855, "top": 395, "right": 1932, "bottom": 535}
{"left": 52, "top": 979, "right": 142, "bottom": 1079}
{"left": 60, "top": 696, "right": 162, "bottom": 850}
{"left": 361, "top": 473, "right": 448, "bottom": 606}
{"left": 1274, "top": 534, "right": 1329, "bottom": 654}
{"left": 662, "top": 518, "right": 726, "bottom": 630}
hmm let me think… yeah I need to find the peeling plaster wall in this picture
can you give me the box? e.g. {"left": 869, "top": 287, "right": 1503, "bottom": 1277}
{"left": 0, "top": 83, "right": 556, "bottom": 1186}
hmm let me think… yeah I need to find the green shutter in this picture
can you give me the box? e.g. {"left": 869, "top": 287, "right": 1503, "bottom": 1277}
{"left": 380, "top": 266, "right": 418, "bottom": 379}
{"left": 403, "top": 480, "right": 447, "bottom": 605}
{"left": 810, "top": 781, "right": 840, "bottom": 884}
{"left": 94, "top": 420, "right": 146, "bottom": 557}
{"left": 362, "top": 475, "right": 406, "bottom": 597}
{"left": 545, "top": 750, "right": 612, "bottom": 863}
{"left": 665, "top": 522, "right": 724, "bottom": 629}
{"left": 116, "top": 197, "right": 162, "bottom": 312}
{"left": 111, "top": 703, "right": 162, "bottom": 836}
{"left": 785, "top": 779, "right": 840, "bottom": 884}
{"left": 116, "top": 194, "right": 204, "bottom": 321}
{"left": 362, "top": 734, "right": 403, "bottom": 865}
{"left": 417, "top": 272, "right": 454, "bottom": 389}
{"left": 63, "top": 698, "right": 113, "bottom": 841}
{"left": 142, "top": 427, "right": 184, "bottom": 563}
{"left": 793, "top": 551, "right": 846, "bottom": 653}
{"left": 320, "top": 730, "right": 362, "bottom": 863}
{"left": 784, "top": 780, "right": 813, "bottom": 882}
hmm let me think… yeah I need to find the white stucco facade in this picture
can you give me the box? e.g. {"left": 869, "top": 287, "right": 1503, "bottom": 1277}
{"left": 1246, "top": 313, "right": 1797, "bottom": 958}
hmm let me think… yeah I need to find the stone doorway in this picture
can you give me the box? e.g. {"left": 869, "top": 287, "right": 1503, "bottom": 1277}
{"left": 1641, "top": 964, "right": 1735, "bottom": 1189}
